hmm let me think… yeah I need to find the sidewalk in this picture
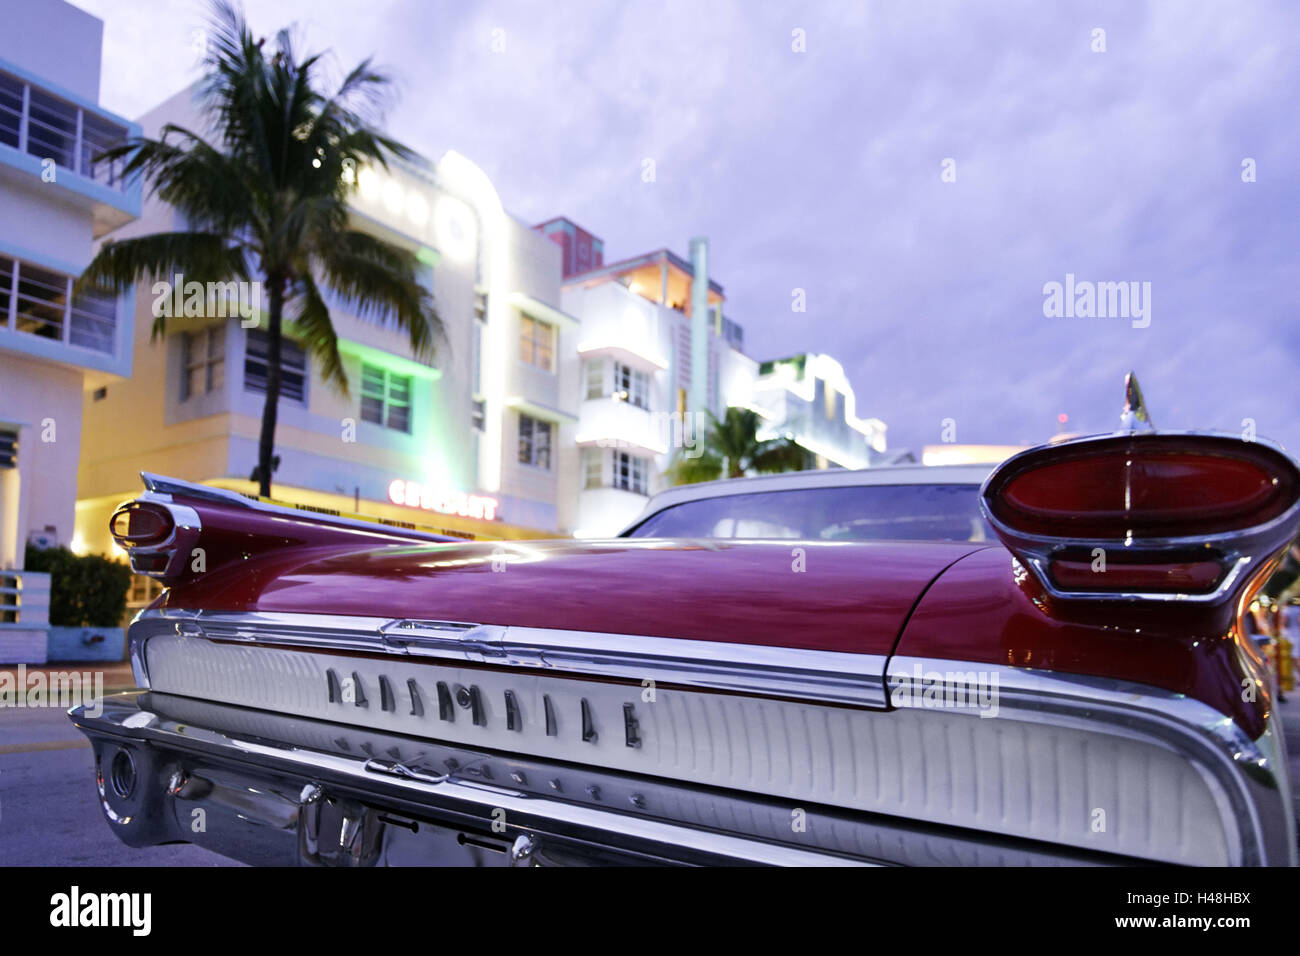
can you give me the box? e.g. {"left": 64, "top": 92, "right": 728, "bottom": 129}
{"left": 0, "top": 661, "right": 138, "bottom": 695}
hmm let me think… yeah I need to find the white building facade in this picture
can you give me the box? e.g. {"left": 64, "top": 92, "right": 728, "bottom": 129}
{"left": 0, "top": 0, "right": 140, "bottom": 661}
{"left": 76, "top": 87, "right": 576, "bottom": 566}
{"left": 545, "top": 220, "right": 885, "bottom": 536}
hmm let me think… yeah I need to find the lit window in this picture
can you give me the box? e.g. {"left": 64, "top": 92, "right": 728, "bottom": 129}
{"left": 0, "top": 256, "right": 116, "bottom": 354}
{"left": 584, "top": 448, "right": 603, "bottom": 488}
{"left": 360, "top": 363, "right": 412, "bottom": 432}
{"left": 126, "top": 574, "right": 163, "bottom": 608}
{"left": 612, "top": 451, "right": 649, "bottom": 495}
{"left": 519, "top": 315, "right": 555, "bottom": 371}
{"left": 518, "top": 414, "right": 552, "bottom": 469}
{"left": 615, "top": 363, "right": 649, "bottom": 409}
{"left": 181, "top": 325, "right": 226, "bottom": 400}
{"left": 244, "top": 329, "right": 307, "bottom": 404}
{"left": 585, "top": 359, "right": 604, "bottom": 400}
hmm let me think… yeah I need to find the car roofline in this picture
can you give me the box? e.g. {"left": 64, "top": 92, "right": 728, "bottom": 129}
{"left": 618, "top": 464, "right": 994, "bottom": 535}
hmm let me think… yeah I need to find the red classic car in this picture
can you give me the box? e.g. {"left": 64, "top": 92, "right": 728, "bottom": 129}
{"left": 70, "top": 424, "right": 1299, "bottom": 866}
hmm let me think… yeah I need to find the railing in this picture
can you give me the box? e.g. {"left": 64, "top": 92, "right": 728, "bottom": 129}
{"left": 0, "top": 68, "right": 130, "bottom": 191}
{"left": 0, "top": 570, "right": 50, "bottom": 626}
{"left": 0, "top": 254, "right": 117, "bottom": 355}
{"left": 0, "top": 570, "right": 51, "bottom": 665}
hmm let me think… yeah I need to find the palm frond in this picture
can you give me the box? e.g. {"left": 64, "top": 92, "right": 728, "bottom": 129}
{"left": 667, "top": 407, "right": 808, "bottom": 485}
{"left": 291, "top": 271, "right": 347, "bottom": 392}
{"left": 76, "top": 231, "right": 245, "bottom": 294}
{"left": 752, "top": 436, "right": 809, "bottom": 473}
{"left": 665, "top": 451, "right": 724, "bottom": 486}
{"left": 76, "top": 231, "right": 248, "bottom": 340}
{"left": 110, "top": 126, "right": 260, "bottom": 234}
{"left": 316, "top": 229, "right": 443, "bottom": 361}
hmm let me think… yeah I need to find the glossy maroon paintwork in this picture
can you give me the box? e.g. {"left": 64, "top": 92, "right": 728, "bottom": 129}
{"left": 144, "top": 489, "right": 1272, "bottom": 734}
{"left": 161, "top": 536, "right": 980, "bottom": 655}
{"left": 895, "top": 547, "right": 1271, "bottom": 737}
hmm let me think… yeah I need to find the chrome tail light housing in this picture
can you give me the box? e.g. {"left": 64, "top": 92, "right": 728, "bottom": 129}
{"left": 109, "top": 498, "right": 201, "bottom": 580}
{"left": 980, "top": 432, "right": 1300, "bottom": 602}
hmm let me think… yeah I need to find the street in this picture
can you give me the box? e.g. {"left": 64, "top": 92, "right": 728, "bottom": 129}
{"left": 0, "top": 666, "right": 235, "bottom": 867}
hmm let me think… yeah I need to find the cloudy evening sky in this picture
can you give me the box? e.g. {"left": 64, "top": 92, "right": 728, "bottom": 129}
{"left": 71, "top": 0, "right": 1300, "bottom": 454}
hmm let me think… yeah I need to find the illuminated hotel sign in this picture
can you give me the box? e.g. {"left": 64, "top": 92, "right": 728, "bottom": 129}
{"left": 388, "top": 479, "right": 500, "bottom": 521}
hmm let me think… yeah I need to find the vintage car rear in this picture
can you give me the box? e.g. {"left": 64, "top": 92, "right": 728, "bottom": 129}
{"left": 69, "top": 431, "right": 1299, "bottom": 866}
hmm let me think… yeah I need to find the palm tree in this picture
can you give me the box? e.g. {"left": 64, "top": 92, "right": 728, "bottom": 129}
{"left": 77, "top": 0, "right": 441, "bottom": 497}
{"left": 667, "top": 407, "right": 810, "bottom": 485}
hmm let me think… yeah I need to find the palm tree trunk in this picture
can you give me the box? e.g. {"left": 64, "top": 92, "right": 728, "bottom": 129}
{"left": 256, "top": 275, "right": 285, "bottom": 497}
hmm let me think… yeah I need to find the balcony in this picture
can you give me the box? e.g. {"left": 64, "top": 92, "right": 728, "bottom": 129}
{"left": 0, "top": 59, "right": 141, "bottom": 236}
{"left": 575, "top": 396, "right": 668, "bottom": 458}
{"left": 0, "top": 253, "right": 122, "bottom": 369}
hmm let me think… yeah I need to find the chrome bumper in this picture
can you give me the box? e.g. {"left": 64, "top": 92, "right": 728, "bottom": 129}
{"left": 71, "top": 692, "right": 876, "bottom": 866}
{"left": 69, "top": 692, "right": 1137, "bottom": 867}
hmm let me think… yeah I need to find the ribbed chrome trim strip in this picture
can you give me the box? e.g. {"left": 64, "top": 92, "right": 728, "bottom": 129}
{"left": 135, "top": 608, "right": 889, "bottom": 708}
{"left": 886, "top": 656, "right": 1297, "bottom": 867}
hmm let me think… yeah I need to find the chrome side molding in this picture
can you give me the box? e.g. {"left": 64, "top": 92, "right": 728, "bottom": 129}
{"left": 132, "top": 608, "right": 891, "bottom": 708}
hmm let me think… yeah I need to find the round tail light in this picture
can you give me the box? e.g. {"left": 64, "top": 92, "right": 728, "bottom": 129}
{"left": 109, "top": 503, "right": 175, "bottom": 548}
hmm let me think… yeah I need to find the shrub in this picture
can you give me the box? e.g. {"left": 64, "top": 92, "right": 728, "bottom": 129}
{"left": 24, "top": 544, "right": 131, "bottom": 627}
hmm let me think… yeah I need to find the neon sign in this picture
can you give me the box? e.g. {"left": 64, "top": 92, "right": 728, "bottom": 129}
{"left": 388, "top": 479, "right": 500, "bottom": 521}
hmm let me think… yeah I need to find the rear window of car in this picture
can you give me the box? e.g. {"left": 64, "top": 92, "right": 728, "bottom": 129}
{"left": 624, "top": 483, "right": 993, "bottom": 542}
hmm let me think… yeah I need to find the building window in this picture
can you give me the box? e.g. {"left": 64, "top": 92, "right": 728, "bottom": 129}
{"left": 0, "top": 428, "right": 17, "bottom": 469}
{"left": 584, "top": 359, "right": 604, "bottom": 400}
{"left": 181, "top": 326, "right": 226, "bottom": 400}
{"left": 26, "top": 88, "right": 78, "bottom": 170}
{"left": 0, "top": 69, "right": 128, "bottom": 187}
{"left": 470, "top": 321, "right": 482, "bottom": 395}
{"left": 519, "top": 315, "right": 555, "bottom": 371}
{"left": 471, "top": 399, "right": 486, "bottom": 432}
{"left": 13, "top": 261, "right": 66, "bottom": 341}
{"left": 244, "top": 329, "right": 307, "bottom": 404}
{"left": 474, "top": 290, "right": 488, "bottom": 322}
{"left": 584, "top": 448, "right": 603, "bottom": 489}
{"left": 70, "top": 283, "right": 116, "bottom": 352}
{"left": 360, "top": 363, "right": 412, "bottom": 432}
{"left": 0, "top": 256, "right": 13, "bottom": 329}
{"left": 612, "top": 451, "right": 649, "bottom": 495}
{"left": 614, "top": 362, "right": 649, "bottom": 409}
{"left": 518, "top": 414, "right": 552, "bottom": 469}
{"left": 0, "top": 73, "right": 21, "bottom": 149}
{"left": 126, "top": 574, "right": 163, "bottom": 608}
